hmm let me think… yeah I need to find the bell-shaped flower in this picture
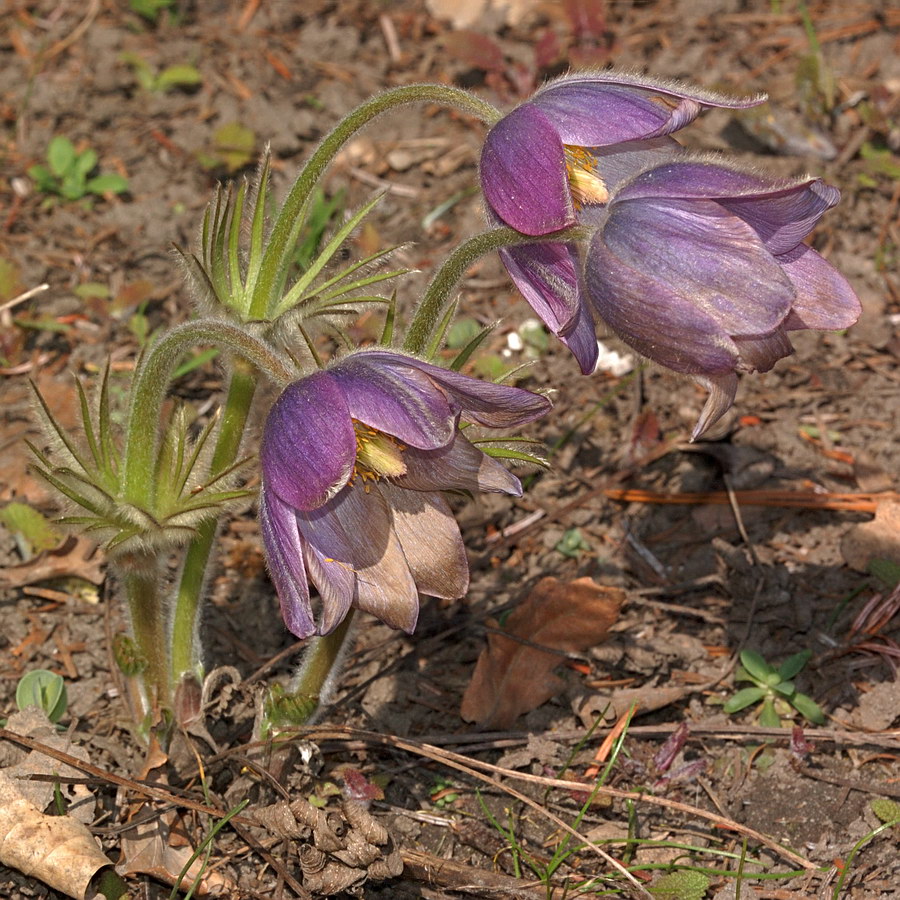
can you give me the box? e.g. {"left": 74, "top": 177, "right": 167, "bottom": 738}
{"left": 584, "top": 159, "right": 860, "bottom": 437}
{"left": 259, "top": 350, "right": 551, "bottom": 638}
{"left": 479, "top": 71, "right": 765, "bottom": 373}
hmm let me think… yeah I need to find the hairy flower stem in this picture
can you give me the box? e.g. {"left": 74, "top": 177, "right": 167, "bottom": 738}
{"left": 249, "top": 84, "right": 502, "bottom": 320}
{"left": 403, "top": 225, "right": 592, "bottom": 356}
{"left": 123, "top": 320, "right": 292, "bottom": 511}
{"left": 123, "top": 563, "right": 170, "bottom": 717}
{"left": 290, "top": 611, "right": 355, "bottom": 718}
{"left": 170, "top": 360, "right": 257, "bottom": 691}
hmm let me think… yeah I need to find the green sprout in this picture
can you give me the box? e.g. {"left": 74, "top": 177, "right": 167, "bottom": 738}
{"left": 555, "top": 527, "right": 590, "bottom": 559}
{"left": 120, "top": 52, "right": 201, "bottom": 93}
{"left": 15, "top": 669, "right": 68, "bottom": 723}
{"left": 28, "top": 136, "right": 128, "bottom": 202}
{"left": 129, "top": 0, "right": 177, "bottom": 23}
{"left": 723, "top": 649, "right": 825, "bottom": 728}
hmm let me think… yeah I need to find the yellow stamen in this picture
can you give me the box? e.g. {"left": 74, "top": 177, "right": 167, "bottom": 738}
{"left": 564, "top": 144, "right": 609, "bottom": 208}
{"left": 351, "top": 419, "right": 407, "bottom": 486}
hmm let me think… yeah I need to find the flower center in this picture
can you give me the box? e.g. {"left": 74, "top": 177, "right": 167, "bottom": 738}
{"left": 352, "top": 420, "right": 407, "bottom": 485}
{"left": 564, "top": 145, "right": 609, "bottom": 208}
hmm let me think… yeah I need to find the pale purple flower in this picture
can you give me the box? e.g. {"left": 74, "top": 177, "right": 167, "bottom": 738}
{"left": 480, "top": 71, "right": 765, "bottom": 373}
{"left": 584, "top": 158, "right": 860, "bottom": 436}
{"left": 480, "top": 73, "right": 860, "bottom": 436}
{"left": 260, "top": 350, "right": 550, "bottom": 638}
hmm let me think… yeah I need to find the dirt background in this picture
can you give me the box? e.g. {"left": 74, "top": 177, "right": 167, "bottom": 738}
{"left": 2, "top": 0, "right": 900, "bottom": 897}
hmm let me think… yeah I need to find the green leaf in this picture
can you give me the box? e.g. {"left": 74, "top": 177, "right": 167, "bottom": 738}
{"left": 450, "top": 321, "right": 496, "bottom": 372}
{"left": 156, "top": 64, "right": 202, "bottom": 92}
{"left": 790, "top": 691, "right": 826, "bottom": 725}
{"left": 28, "top": 164, "right": 57, "bottom": 193}
{"left": 555, "top": 528, "right": 589, "bottom": 558}
{"left": 870, "top": 797, "right": 900, "bottom": 825}
{"left": 274, "top": 192, "right": 383, "bottom": 318}
{"left": 739, "top": 649, "right": 775, "bottom": 684}
{"left": 86, "top": 173, "right": 129, "bottom": 195}
{"left": 446, "top": 317, "right": 483, "bottom": 350}
{"left": 0, "top": 502, "right": 62, "bottom": 556}
{"left": 74, "top": 148, "right": 98, "bottom": 178}
{"left": 759, "top": 698, "right": 782, "bottom": 728}
{"left": 868, "top": 558, "right": 900, "bottom": 588}
{"left": 723, "top": 686, "right": 766, "bottom": 714}
{"left": 47, "top": 136, "right": 76, "bottom": 177}
{"left": 772, "top": 680, "right": 795, "bottom": 697}
{"left": 778, "top": 649, "right": 812, "bottom": 681}
{"left": 649, "top": 869, "right": 708, "bottom": 900}
{"left": 16, "top": 669, "right": 68, "bottom": 723}
{"left": 61, "top": 170, "right": 88, "bottom": 200}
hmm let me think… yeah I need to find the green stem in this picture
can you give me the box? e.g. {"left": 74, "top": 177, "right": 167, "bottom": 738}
{"left": 123, "top": 320, "right": 292, "bottom": 510}
{"left": 249, "top": 84, "right": 502, "bottom": 321}
{"left": 170, "top": 361, "right": 258, "bottom": 687}
{"left": 403, "top": 225, "right": 592, "bottom": 357}
{"left": 124, "top": 562, "right": 170, "bottom": 716}
{"left": 291, "top": 610, "right": 355, "bottom": 710}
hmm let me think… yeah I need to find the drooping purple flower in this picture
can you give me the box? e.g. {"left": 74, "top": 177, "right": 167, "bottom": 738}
{"left": 480, "top": 71, "right": 765, "bottom": 373}
{"left": 260, "top": 350, "right": 551, "bottom": 638}
{"left": 584, "top": 158, "right": 860, "bottom": 436}
{"left": 479, "top": 73, "right": 860, "bottom": 437}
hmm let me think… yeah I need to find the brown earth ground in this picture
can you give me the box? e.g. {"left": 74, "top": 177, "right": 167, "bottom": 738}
{"left": 1, "top": 1, "right": 900, "bottom": 897}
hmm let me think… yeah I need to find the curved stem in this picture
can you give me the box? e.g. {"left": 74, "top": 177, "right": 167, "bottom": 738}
{"left": 170, "top": 361, "right": 258, "bottom": 687}
{"left": 291, "top": 610, "right": 355, "bottom": 715}
{"left": 249, "top": 84, "right": 502, "bottom": 321}
{"left": 123, "top": 321, "right": 293, "bottom": 510}
{"left": 403, "top": 225, "right": 592, "bottom": 357}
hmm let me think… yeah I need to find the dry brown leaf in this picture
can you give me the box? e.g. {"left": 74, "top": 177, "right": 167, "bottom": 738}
{"left": 841, "top": 500, "right": 900, "bottom": 571}
{"left": 0, "top": 535, "right": 105, "bottom": 589}
{"left": 0, "top": 708, "right": 110, "bottom": 898}
{"left": 117, "top": 816, "right": 233, "bottom": 896}
{"left": 574, "top": 685, "right": 692, "bottom": 728}
{"left": 461, "top": 576, "right": 624, "bottom": 729}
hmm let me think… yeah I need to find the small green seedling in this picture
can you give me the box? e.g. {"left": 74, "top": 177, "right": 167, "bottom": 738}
{"left": 555, "top": 527, "right": 590, "bottom": 558}
{"left": 28, "top": 136, "right": 128, "bottom": 202}
{"left": 120, "top": 52, "right": 201, "bottom": 93}
{"left": 129, "top": 0, "right": 176, "bottom": 22}
{"left": 16, "top": 669, "right": 68, "bottom": 723}
{"left": 724, "top": 649, "right": 825, "bottom": 727}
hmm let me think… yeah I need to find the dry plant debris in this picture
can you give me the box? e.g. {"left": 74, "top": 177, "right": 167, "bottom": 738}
{"left": 461, "top": 576, "right": 624, "bottom": 728}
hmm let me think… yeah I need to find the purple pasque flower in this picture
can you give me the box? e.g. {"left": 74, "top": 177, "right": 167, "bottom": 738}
{"left": 480, "top": 71, "right": 765, "bottom": 373}
{"left": 260, "top": 350, "right": 550, "bottom": 638}
{"left": 584, "top": 158, "right": 861, "bottom": 437}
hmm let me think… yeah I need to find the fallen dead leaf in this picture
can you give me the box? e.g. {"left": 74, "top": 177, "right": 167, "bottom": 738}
{"left": 0, "top": 535, "right": 105, "bottom": 590}
{"left": 460, "top": 576, "right": 624, "bottom": 729}
{"left": 841, "top": 501, "right": 900, "bottom": 572}
{"left": 0, "top": 708, "right": 111, "bottom": 899}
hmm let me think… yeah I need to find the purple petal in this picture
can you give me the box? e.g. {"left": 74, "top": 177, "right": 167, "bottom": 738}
{"left": 396, "top": 432, "right": 523, "bottom": 496}
{"left": 350, "top": 351, "right": 552, "bottom": 429}
{"left": 379, "top": 483, "right": 469, "bottom": 600}
{"left": 587, "top": 231, "right": 739, "bottom": 375}
{"left": 777, "top": 245, "right": 862, "bottom": 331}
{"left": 261, "top": 371, "right": 356, "bottom": 511}
{"left": 600, "top": 196, "right": 794, "bottom": 338}
{"left": 301, "top": 541, "right": 356, "bottom": 635}
{"left": 499, "top": 242, "right": 599, "bottom": 373}
{"left": 259, "top": 486, "right": 316, "bottom": 638}
{"left": 299, "top": 484, "right": 420, "bottom": 633}
{"left": 613, "top": 161, "right": 838, "bottom": 255}
{"left": 692, "top": 373, "right": 738, "bottom": 440}
{"left": 481, "top": 104, "right": 574, "bottom": 235}
{"left": 329, "top": 354, "right": 457, "bottom": 449}
{"left": 734, "top": 330, "right": 794, "bottom": 373}
{"left": 531, "top": 72, "right": 764, "bottom": 147}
